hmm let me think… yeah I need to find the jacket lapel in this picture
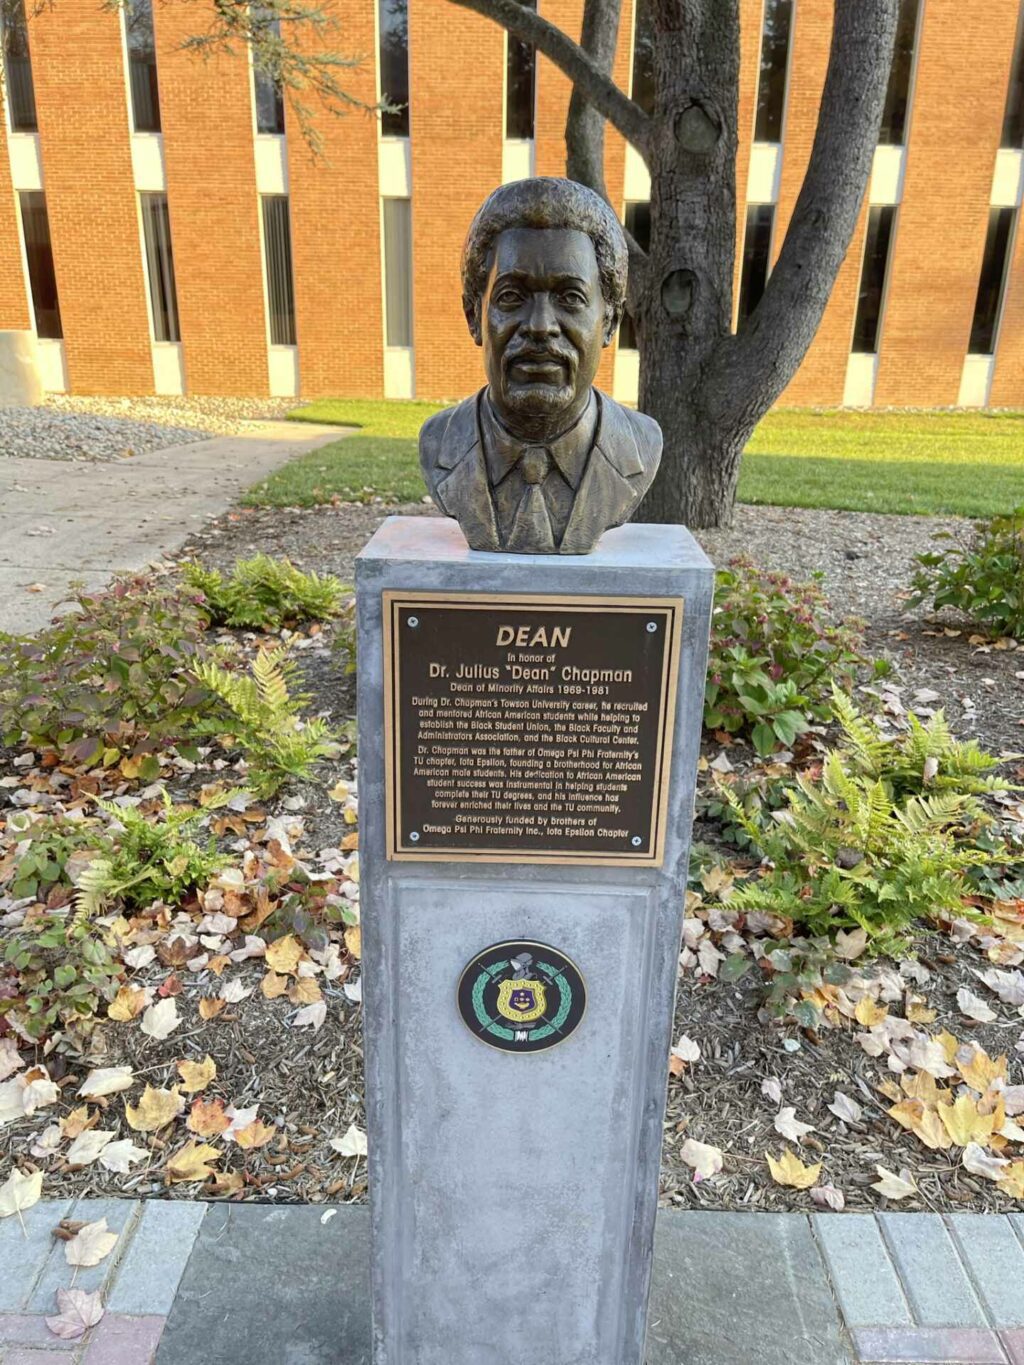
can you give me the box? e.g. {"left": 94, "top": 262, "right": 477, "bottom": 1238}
{"left": 559, "top": 394, "right": 643, "bottom": 554}
{"left": 434, "top": 393, "right": 501, "bottom": 552}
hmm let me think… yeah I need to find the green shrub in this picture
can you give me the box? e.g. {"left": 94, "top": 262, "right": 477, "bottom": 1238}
{"left": 0, "top": 812, "right": 100, "bottom": 904}
{"left": 183, "top": 554, "right": 348, "bottom": 630}
{"left": 910, "top": 507, "right": 1024, "bottom": 639}
{"left": 704, "top": 559, "right": 866, "bottom": 756}
{"left": 0, "top": 573, "right": 210, "bottom": 762}
{"left": 2, "top": 912, "right": 122, "bottom": 1040}
{"left": 191, "top": 646, "right": 338, "bottom": 797}
{"left": 718, "top": 750, "right": 1005, "bottom": 950}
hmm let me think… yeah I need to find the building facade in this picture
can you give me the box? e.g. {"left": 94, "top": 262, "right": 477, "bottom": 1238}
{"left": 1, "top": 0, "right": 1022, "bottom": 408}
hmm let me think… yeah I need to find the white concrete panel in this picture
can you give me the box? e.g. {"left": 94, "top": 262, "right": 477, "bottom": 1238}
{"left": 254, "top": 134, "right": 288, "bottom": 195}
{"left": 991, "top": 149, "right": 1024, "bottom": 209}
{"left": 268, "top": 344, "right": 299, "bottom": 398}
{"left": 501, "top": 138, "right": 535, "bottom": 184}
{"left": 384, "top": 346, "right": 414, "bottom": 399}
{"left": 152, "top": 342, "right": 185, "bottom": 396}
{"left": 378, "top": 137, "right": 412, "bottom": 197}
{"left": 8, "top": 133, "right": 42, "bottom": 191}
{"left": 747, "top": 143, "right": 781, "bottom": 205}
{"left": 36, "top": 338, "right": 67, "bottom": 393}
{"left": 0, "top": 330, "right": 41, "bottom": 405}
{"left": 612, "top": 345, "right": 639, "bottom": 406}
{"left": 957, "top": 353, "right": 994, "bottom": 407}
{"left": 842, "top": 352, "right": 877, "bottom": 408}
{"left": 130, "top": 133, "right": 166, "bottom": 192}
{"left": 869, "top": 145, "right": 905, "bottom": 205}
{"left": 623, "top": 144, "right": 650, "bottom": 203}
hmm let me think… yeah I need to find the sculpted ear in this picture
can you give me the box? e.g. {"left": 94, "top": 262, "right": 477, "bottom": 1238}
{"left": 602, "top": 302, "right": 623, "bottom": 348}
{"left": 463, "top": 294, "right": 483, "bottom": 346}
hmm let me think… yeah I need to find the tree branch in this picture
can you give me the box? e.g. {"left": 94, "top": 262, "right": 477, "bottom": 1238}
{"left": 448, "top": 0, "right": 652, "bottom": 156}
{"left": 565, "top": 0, "right": 622, "bottom": 197}
{"left": 708, "top": 0, "right": 899, "bottom": 424}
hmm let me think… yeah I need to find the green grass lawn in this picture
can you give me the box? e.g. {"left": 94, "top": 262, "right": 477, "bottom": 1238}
{"left": 247, "top": 400, "right": 1024, "bottom": 519}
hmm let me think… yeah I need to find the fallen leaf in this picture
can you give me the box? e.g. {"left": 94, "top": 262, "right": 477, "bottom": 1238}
{"left": 198, "top": 997, "right": 227, "bottom": 1020}
{"left": 261, "top": 971, "right": 289, "bottom": 999}
{"left": 188, "top": 1097, "right": 230, "bottom": 1137}
{"left": 166, "top": 1141, "right": 220, "bottom": 1184}
{"left": 854, "top": 997, "right": 888, "bottom": 1028}
{"left": 292, "top": 1001, "right": 327, "bottom": 1032}
{"left": 774, "top": 1107, "right": 815, "bottom": 1142}
{"left": 31, "top": 1125, "right": 62, "bottom": 1159}
{"left": 671, "top": 1035, "right": 701, "bottom": 1064}
{"left": 905, "top": 1037, "right": 957, "bottom": 1079}
{"left": 141, "top": 997, "right": 181, "bottom": 1040}
{"left": 0, "top": 1167, "right": 43, "bottom": 1219}
{"left": 265, "top": 934, "right": 303, "bottom": 976}
{"left": 889, "top": 1099, "right": 952, "bottom": 1151}
{"left": 810, "top": 1184, "right": 845, "bottom": 1211}
{"left": 680, "top": 1138, "right": 723, "bottom": 1178}
{"left": 936, "top": 1030, "right": 961, "bottom": 1065}
{"left": 208, "top": 1170, "right": 245, "bottom": 1196}
{"left": 761, "top": 1077, "right": 783, "bottom": 1105}
{"left": 99, "top": 1140, "right": 149, "bottom": 1174}
{"left": 21, "top": 1067, "right": 59, "bottom": 1115}
{"left": 0, "top": 1038, "right": 24, "bottom": 1082}
{"left": 288, "top": 977, "right": 323, "bottom": 1006}
{"left": 957, "top": 987, "right": 998, "bottom": 1024}
{"left": 107, "top": 986, "right": 148, "bottom": 1022}
{"left": 64, "top": 1218, "right": 118, "bottom": 1267}
{"left": 939, "top": 1095, "right": 996, "bottom": 1147}
{"left": 997, "top": 1161, "right": 1024, "bottom": 1199}
{"left": 78, "top": 1067, "right": 134, "bottom": 1099}
{"left": 973, "top": 967, "right": 1024, "bottom": 1008}
{"left": 125, "top": 1085, "right": 183, "bottom": 1133}
{"left": 330, "top": 1124, "right": 368, "bottom": 1158}
{"left": 766, "top": 1149, "right": 820, "bottom": 1190}
{"left": 66, "top": 1130, "right": 115, "bottom": 1168}
{"left": 233, "top": 1119, "right": 276, "bottom": 1150}
{"left": 344, "top": 925, "right": 362, "bottom": 961}
{"left": 834, "top": 927, "right": 868, "bottom": 961}
{"left": 962, "top": 1142, "right": 1010, "bottom": 1183}
{"left": 219, "top": 978, "right": 253, "bottom": 1004}
{"left": 827, "top": 1092, "right": 863, "bottom": 1124}
{"left": 177, "top": 1056, "right": 217, "bottom": 1094}
{"left": 61, "top": 1106, "right": 94, "bottom": 1140}
{"left": 959, "top": 1046, "right": 1007, "bottom": 1096}
{"left": 46, "top": 1288, "right": 104, "bottom": 1340}
{"left": 872, "top": 1166, "right": 918, "bottom": 1200}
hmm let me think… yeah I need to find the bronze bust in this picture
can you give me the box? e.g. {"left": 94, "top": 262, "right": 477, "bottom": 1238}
{"left": 419, "top": 177, "right": 662, "bottom": 555}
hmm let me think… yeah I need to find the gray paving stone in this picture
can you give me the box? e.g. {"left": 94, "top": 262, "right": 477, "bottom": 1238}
{"left": 853, "top": 1325, "right": 1007, "bottom": 1362}
{"left": 0, "top": 1199, "right": 74, "bottom": 1312}
{"left": 646, "top": 1212, "right": 854, "bottom": 1365}
{"left": 1011, "top": 1216, "right": 1024, "bottom": 1249}
{"left": 156, "top": 1204, "right": 372, "bottom": 1365}
{"left": 878, "top": 1213, "right": 986, "bottom": 1328}
{"left": 947, "top": 1215, "right": 1024, "bottom": 1328}
{"left": 25, "top": 1199, "right": 140, "bottom": 1313}
{"left": 107, "top": 1202, "right": 205, "bottom": 1317}
{"left": 813, "top": 1214, "right": 912, "bottom": 1328}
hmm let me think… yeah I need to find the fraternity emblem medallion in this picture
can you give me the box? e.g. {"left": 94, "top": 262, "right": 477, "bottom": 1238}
{"left": 457, "top": 941, "right": 586, "bottom": 1053}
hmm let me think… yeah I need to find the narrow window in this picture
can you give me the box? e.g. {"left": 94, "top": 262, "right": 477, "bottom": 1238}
{"left": 878, "top": 0, "right": 920, "bottom": 145}
{"left": 505, "top": 0, "right": 536, "bottom": 139}
{"left": 618, "top": 202, "right": 651, "bottom": 350}
{"left": 379, "top": 0, "right": 409, "bottom": 137}
{"left": 382, "top": 198, "right": 413, "bottom": 347}
{"left": 851, "top": 205, "right": 896, "bottom": 353}
{"left": 753, "top": 0, "right": 793, "bottom": 143}
{"left": 630, "top": 0, "right": 655, "bottom": 118}
{"left": 252, "top": 10, "right": 285, "bottom": 135}
{"left": 2, "top": 0, "right": 37, "bottom": 132}
{"left": 968, "top": 207, "right": 1016, "bottom": 355}
{"left": 19, "top": 191, "right": 61, "bottom": 339}
{"left": 140, "top": 193, "right": 180, "bottom": 343}
{"left": 1002, "top": 4, "right": 1024, "bottom": 149}
{"left": 125, "top": 0, "right": 161, "bottom": 133}
{"left": 737, "top": 205, "right": 774, "bottom": 322}
{"left": 261, "top": 195, "right": 296, "bottom": 346}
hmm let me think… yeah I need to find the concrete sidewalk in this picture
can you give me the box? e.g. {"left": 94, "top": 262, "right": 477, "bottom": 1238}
{"left": 3, "top": 1199, "right": 1024, "bottom": 1363}
{"left": 0, "top": 421, "right": 345, "bottom": 634}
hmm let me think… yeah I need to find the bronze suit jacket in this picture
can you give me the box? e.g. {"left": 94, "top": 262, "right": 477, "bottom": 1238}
{"left": 418, "top": 388, "right": 662, "bottom": 555}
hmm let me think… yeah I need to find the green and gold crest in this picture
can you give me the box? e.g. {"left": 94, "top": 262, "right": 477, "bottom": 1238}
{"left": 496, "top": 979, "right": 546, "bottom": 1023}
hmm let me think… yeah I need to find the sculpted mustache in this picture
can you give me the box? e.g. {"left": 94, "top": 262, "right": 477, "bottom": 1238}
{"left": 503, "top": 347, "right": 576, "bottom": 367}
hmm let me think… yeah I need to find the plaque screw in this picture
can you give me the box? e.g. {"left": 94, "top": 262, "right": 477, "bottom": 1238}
{"left": 631, "top": 835, "right": 643, "bottom": 847}
{"left": 409, "top": 831, "right": 420, "bottom": 842}
{"left": 407, "top": 616, "right": 419, "bottom": 628}
{"left": 646, "top": 621, "right": 657, "bottom": 633}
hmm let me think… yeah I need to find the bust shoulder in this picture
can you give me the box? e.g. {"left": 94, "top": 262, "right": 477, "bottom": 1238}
{"left": 621, "top": 403, "right": 663, "bottom": 469}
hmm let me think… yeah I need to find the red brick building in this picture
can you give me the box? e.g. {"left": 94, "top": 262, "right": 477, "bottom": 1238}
{"left": 1, "top": 0, "right": 1022, "bottom": 408}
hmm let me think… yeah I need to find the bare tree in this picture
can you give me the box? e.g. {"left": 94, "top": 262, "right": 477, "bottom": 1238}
{"left": 449, "top": 0, "right": 899, "bottom": 527}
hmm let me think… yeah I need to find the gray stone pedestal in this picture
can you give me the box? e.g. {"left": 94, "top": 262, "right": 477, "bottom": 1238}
{"left": 356, "top": 517, "right": 713, "bottom": 1365}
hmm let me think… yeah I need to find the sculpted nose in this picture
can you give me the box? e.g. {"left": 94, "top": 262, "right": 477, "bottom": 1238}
{"left": 523, "top": 292, "right": 559, "bottom": 337}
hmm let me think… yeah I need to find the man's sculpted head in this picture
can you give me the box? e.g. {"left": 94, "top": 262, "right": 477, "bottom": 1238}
{"left": 461, "top": 179, "right": 629, "bottom": 434}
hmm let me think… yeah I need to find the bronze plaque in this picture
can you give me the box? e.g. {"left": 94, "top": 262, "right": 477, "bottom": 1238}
{"left": 383, "top": 591, "right": 683, "bottom": 866}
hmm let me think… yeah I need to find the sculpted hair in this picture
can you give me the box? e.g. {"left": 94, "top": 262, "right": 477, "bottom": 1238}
{"left": 461, "top": 177, "right": 629, "bottom": 345}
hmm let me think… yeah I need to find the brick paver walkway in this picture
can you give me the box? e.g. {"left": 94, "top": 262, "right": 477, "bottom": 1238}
{"left": 2, "top": 1200, "right": 1023, "bottom": 1362}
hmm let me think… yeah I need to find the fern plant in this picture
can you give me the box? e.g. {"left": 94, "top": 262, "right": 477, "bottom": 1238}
{"left": 718, "top": 750, "right": 1006, "bottom": 948}
{"left": 183, "top": 555, "right": 348, "bottom": 630}
{"left": 192, "top": 646, "right": 338, "bottom": 796}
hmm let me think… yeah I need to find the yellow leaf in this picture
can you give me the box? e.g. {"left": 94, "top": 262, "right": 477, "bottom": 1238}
{"left": 766, "top": 1148, "right": 821, "bottom": 1190}
{"left": 341, "top": 831, "right": 359, "bottom": 851}
{"left": 265, "top": 935, "right": 303, "bottom": 977}
{"left": 997, "top": 1161, "right": 1024, "bottom": 1200}
{"left": 261, "top": 971, "right": 289, "bottom": 999}
{"left": 344, "top": 925, "right": 362, "bottom": 961}
{"left": 906, "top": 1000, "right": 936, "bottom": 1025}
{"left": 288, "top": 977, "right": 323, "bottom": 1006}
{"left": 854, "top": 997, "right": 888, "bottom": 1028}
{"left": 900, "top": 1072, "right": 944, "bottom": 1106}
{"left": 876, "top": 1078, "right": 902, "bottom": 1103}
{"left": 936, "top": 1030, "right": 960, "bottom": 1065}
{"left": 177, "top": 1056, "right": 217, "bottom": 1095}
{"left": 198, "top": 997, "right": 227, "bottom": 1021}
{"left": 938, "top": 1094, "right": 996, "bottom": 1148}
{"left": 959, "top": 1048, "right": 1007, "bottom": 1096}
{"left": 187, "top": 1097, "right": 230, "bottom": 1137}
{"left": 888, "top": 1099, "right": 952, "bottom": 1151}
{"left": 328, "top": 780, "right": 349, "bottom": 803}
{"left": 165, "top": 1141, "right": 220, "bottom": 1184}
{"left": 107, "top": 986, "right": 148, "bottom": 1022}
{"left": 125, "top": 1085, "right": 183, "bottom": 1133}
{"left": 207, "top": 955, "right": 231, "bottom": 977}
{"left": 60, "top": 1105, "right": 95, "bottom": 1139}
{"left": 208, "top": 1169, "right": 244, "bottom": 1196}
{"left": 233, "top": 1119, "right": 276, "bottom": 1150}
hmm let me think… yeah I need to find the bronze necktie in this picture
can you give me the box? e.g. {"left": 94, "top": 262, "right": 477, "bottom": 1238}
{"left": 506, "top": 447, "right": 555, "bottom": 552}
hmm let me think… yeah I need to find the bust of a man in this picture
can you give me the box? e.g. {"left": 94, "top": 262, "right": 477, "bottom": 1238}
{"left": 419, "top": 177, "right": 661, "bottom": 555}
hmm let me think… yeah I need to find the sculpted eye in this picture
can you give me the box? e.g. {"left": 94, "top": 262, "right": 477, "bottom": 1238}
{"left": 560, "top": 289, "right": 588, "bottom": 307}
{"left": 494, "top": 289, "right": 523, "bottom": 307}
